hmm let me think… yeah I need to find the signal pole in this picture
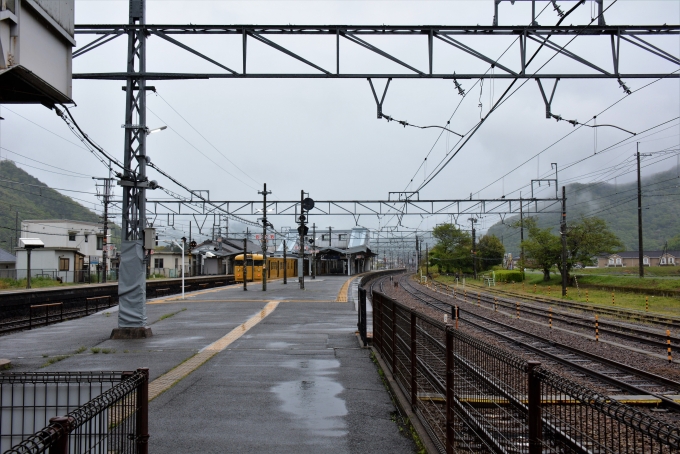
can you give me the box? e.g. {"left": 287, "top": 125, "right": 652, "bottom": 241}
{"left": 259, "top": 183, "right": 272, "bottom": 291}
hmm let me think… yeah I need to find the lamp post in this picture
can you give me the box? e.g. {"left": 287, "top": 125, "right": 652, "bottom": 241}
{"left": 19, "top": 238, "right": 44, "bottom": 289}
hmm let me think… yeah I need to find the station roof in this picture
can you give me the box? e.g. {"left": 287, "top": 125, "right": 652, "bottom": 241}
{"left": 0, "top": 66, "right": 73, "bottom": 105}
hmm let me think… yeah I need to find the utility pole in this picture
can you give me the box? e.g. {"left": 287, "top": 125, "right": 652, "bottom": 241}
{"left": 469, "top": 218, "right": 478, "bottom": 279}
{"left": 561, "top": 186, "right": 568, "bottom": 297}
{"left": 415, "top": 236, "right": 419, "bottom": 273}
{"left": 425, "top": 244, "right": 429, "bottom": 276}
{"left": 242, "top": 236, "right": 247, "bottom": 291}
{"left": 519, "top": 193, "right": 524, "bottom": 274}
{"left": 189, "top": 221, "right": 192, "bottom": 277}
{"left": 93, "top": 175, "right": 114, "bottom": 283}
{"left": 637, "top": 144, "right": 644, "bottom": 278}
{"left": 283, "top": 240, "right": 287, "bottom": 285}
{"left": 259, "top": 183, "right": 272, "bottom": 291}
{"left": 327, "top": 226, "right": 332, "bottom": 247}
{"left": 311, "top": 223, "right": 316, "bottom": 279}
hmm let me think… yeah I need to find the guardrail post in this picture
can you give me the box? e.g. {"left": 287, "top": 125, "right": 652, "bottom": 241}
{"left": 445, "top": 326, "right": 454, "bottom": 454}
{"left": 136, "top": 368, "right": 150, "bottom": 454}
{"left": 410, "top": 311, "right": 417, "bottom": 410}
{"left": 48, "top": 416, "right": 72, "bottom": 454}
{"left": 527, "top": 361, "right": 542, "bottom": 454}
{"left": 358, "top": 287, "right": 367, "bottom": 346}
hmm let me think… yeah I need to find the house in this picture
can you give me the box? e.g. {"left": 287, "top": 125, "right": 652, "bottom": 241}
{"left": 190, "top": 239, "right": 251, "bottom": 276}
{"left": 14, "top": 220, "right": 109, "bottom": 283}
{"left": 149, "top": 250, "right": 190, "bottom": 278}
{"left": 0, "top": 248, "right": 16, "bottom": 278}
{"left": 597, "top": 251, "right": 680, "bottom": 268}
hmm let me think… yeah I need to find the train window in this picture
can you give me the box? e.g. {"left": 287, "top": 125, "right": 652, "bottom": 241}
{"left": 255, "top": 260, "right": 264, "bottom": 266}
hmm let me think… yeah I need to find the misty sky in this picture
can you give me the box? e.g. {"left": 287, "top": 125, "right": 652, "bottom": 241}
{"left": 0, "top": 0, "right": 678, "bottom": 245}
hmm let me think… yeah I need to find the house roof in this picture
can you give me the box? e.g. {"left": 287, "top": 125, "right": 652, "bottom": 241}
{"left": 0, "top": 248, "right": 16, "bottom": 263}
{"left": 608, "top": 251, "right": 680, "bottom": 259}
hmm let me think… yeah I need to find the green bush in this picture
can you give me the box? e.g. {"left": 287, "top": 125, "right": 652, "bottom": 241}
{"left": 493, "top": 270, "right": 523, "bottom": 283}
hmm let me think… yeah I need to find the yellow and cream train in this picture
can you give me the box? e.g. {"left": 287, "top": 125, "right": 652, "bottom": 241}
{"left": 234, "top": 254, "right": 300, "bottom": 282}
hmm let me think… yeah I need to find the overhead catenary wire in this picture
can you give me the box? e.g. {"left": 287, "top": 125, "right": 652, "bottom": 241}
{"left": 413, "top": 0, "right": 597, "bottom": 194}
{"left": 153, "top": 92, "right": 261, "bottom": 187}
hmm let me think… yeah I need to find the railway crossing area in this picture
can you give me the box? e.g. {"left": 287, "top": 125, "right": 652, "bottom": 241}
{"left": 0, "top": 276, "right": 414, "bottom": 453}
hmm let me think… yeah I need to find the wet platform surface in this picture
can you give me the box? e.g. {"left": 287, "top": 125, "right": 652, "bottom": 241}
{"left": 0, "top": 275, "right": 414, "bottom": 453}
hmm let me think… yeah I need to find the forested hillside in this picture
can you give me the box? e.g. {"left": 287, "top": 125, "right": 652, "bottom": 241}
{"left": 487, "top": 165, "right": 680, "bottom": 255}
{"left": 0, "top": 160, "right": 113, "bottom": 255}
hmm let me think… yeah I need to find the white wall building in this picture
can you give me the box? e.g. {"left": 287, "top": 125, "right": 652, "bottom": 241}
{"left": 14, "top": 220, "right": 110, "bottom": 282}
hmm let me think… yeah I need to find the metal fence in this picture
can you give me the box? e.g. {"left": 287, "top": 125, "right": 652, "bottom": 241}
{"left": 1, "top": 369, "right": 149, "bottom": 454}
{"left": 370, "top": 290, "right": 680, "bottom": 454}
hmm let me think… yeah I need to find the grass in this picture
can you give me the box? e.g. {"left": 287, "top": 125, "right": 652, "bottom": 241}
{"left": 577, "top": 266, "right": 680, "bottom": 277}
{"left": 0, "top": 276, "right": 79, "bottom": 290}
{"left": 101, "top": 348, "right": 115, "bottom": 354}
{"left": 40, "top": 355, "right": 71, "bottom": 368}
{"left": 158, "top": 308, "right": 187, "bottom": 322}
{"left": 90, "top": 347, "right": 101, "bottom": 354}
{"left": 436, "top": 273, "right": 680, "bottom": 317}
{"left": 75, "top": 346, "right": 87, "bottom": 354}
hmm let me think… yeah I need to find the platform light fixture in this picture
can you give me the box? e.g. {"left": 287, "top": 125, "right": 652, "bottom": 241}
{"left": 147, "top": 126, "right": 167, "bottom": 135}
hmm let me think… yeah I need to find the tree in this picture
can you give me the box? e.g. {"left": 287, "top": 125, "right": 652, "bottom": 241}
{"left": 476, "top": 235, "right": 505, "bottom": 271}
{"left": 518, "top": 216, "right": 623, "bottom": 281}
{"left": 430, "top": 224, "right": 472, "bottom": 273}
{"left": 668, "top": 234, "right": 680, "bottom": 250}
{"left": 561, "top": 216, "right": 623, "bottom": 276}
{"left": 519, "top": 218, "right": 561, "bottom": 281}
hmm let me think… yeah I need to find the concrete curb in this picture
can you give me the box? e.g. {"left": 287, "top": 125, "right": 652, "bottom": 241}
{"left": 370, "top": 346, "right": 439, "bottom": 454}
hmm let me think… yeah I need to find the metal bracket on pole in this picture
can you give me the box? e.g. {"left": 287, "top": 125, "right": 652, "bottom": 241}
{"left": 536, "top": 78, "right": 560, "bottom": 119}
{"left": 367, "top": 78, "right": 392, "bottom": 119}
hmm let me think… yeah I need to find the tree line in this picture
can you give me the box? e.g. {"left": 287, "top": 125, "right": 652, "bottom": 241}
{"left": 428, "top": 216, "right": 622, "bottom": 280}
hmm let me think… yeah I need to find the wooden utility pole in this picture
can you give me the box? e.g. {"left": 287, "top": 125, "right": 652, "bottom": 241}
{"left": 259, "top": 183, "right": 271, "bottom": 291}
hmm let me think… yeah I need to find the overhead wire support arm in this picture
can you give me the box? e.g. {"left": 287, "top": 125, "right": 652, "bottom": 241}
{"left": 368, "top": 78, "right": 464, "bottom": 137}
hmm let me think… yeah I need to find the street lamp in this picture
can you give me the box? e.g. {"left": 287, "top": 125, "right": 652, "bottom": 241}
{"left": 19, "top": 238, "right": 44, "bottom": 289}
{"left": 147, "top": 125, "right": 167, "bottom": 135}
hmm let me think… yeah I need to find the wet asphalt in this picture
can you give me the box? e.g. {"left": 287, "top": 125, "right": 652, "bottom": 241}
{"left": 1, "top": 276, "right": 415, "bottom": 453}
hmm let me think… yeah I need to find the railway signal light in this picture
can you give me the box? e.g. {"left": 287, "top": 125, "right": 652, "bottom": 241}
{"left": 297, "top": 225, "right": 309, "bottom": 236}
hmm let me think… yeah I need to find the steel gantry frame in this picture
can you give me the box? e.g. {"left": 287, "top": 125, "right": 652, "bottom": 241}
{"left": 73, "top": 24, "right": 679, "bottom": 81}
{"left": 80, "top": 0, "right": 678, "bottom": 331}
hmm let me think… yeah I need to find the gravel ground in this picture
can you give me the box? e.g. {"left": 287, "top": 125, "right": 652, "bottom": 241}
{"left": 376, "top": 274, "right": 680, "bottom": 426}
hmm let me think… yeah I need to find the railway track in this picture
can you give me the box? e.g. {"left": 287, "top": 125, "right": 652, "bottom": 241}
{"left": 430, "top": 281, "right": 680, "bottom": 353}
{"left": 398, "top": 275, "right": 680, "bottom": 414}
{"left": 445, "top": 279, "right": 680, "bottom": 329}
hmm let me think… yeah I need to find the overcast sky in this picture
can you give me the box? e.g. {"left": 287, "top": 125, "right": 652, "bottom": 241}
{"left": 0, "top": 0, "right": 678, "bottom": 244}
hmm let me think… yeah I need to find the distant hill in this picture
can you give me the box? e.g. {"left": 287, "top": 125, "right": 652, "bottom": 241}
{"left": 0, "top": 160, "right": 116, "bottom": 255}
{"left": 487, "top": 165, "right": 680, "bottom": 255}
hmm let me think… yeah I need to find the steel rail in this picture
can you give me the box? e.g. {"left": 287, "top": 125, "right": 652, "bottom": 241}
{"left": 468, "top": 291, "right": 677, "bottom": 349}
{"left": 453, "top": 281, "right": 680, "bottom": 327}
{"left": 398, "top": 276, "right": 680, "bottom": 413}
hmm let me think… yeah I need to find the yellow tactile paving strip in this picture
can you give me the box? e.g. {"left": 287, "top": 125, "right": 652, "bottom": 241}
{"left": 336, "top": 272, "right": 372, "bottom": 302}
{"left": 147, "top": 301, "right": 279, "bottom": 401}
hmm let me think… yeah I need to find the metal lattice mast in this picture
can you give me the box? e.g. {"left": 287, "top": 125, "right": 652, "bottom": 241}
{"left": 122, "top": 0, "right": 147, "bottom": 242}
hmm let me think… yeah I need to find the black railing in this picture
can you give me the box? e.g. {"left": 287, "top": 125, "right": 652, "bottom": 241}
{"left": 1, "top": 369, "right": 149, "bottom": 454}
{"left": 372, "top": 290, "right": 680, "bottom": 454}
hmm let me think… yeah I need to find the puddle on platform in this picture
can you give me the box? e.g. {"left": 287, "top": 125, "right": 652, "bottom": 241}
{"left": 272, "top": 359, "right": 347, "bottom": 437}
{"left": 267, "top": 341, "right": 295, "bottom": 349}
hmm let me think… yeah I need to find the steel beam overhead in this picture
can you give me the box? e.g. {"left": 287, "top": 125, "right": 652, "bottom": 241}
{"left": 73, "top": 24, "right": 680, "bottom": 81}
{"left": 144, "top": 198, "right": 559, "bottom": 217}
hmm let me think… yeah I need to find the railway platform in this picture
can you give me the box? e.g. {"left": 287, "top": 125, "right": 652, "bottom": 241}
{"left": 0, "top": 275, "right": 415, "bottom": 453}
